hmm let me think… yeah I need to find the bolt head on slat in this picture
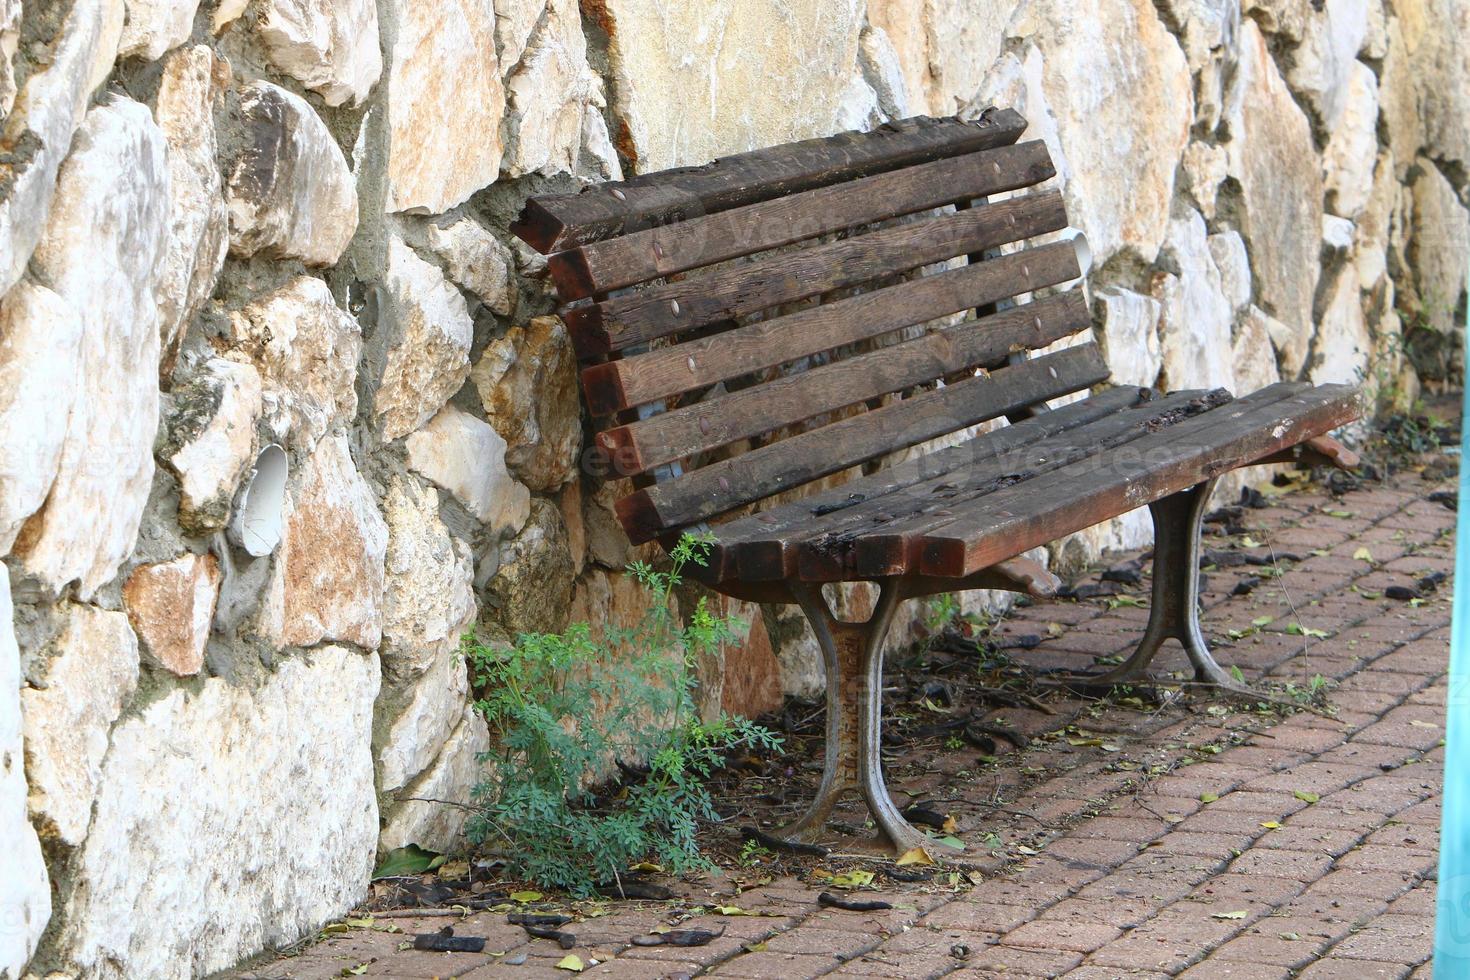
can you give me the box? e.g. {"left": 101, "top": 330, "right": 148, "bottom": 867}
{"left": 670, "top": 299, "right": 681, "bottom": 315}
{"left": 687, "top": 356, "right": 697, "bottom": 372}
{"left": 610, "top": 187, "right": 627, "bottom": 201}
{"left": 699, "top": 417, "right": 711, "bottom": 434}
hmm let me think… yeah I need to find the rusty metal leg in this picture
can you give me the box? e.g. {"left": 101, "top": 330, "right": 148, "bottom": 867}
{"left": 1090, "top": 479, "right": 1235, "bottom": 687}
{"left": 780, "top": 583, "right": 963, "bottom": 856}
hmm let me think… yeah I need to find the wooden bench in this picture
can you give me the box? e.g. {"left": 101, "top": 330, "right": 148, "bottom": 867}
{"left": 511, "top": 110, "right": 1362, "bottom": 856}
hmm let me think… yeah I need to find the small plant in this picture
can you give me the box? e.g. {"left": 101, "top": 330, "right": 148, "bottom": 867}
{"left": 464, "top": 533, "right": 782, "bottom": 895}
{"left": 922, "top": 592, "right": 961, "bottom": 633}
{"left": 737, "top": 839, "right": 774, "bottom": 867}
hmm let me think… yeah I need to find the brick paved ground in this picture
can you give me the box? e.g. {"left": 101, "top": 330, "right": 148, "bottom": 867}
{"left": 235, "top": 469, "right": 1455, "bottom": 980}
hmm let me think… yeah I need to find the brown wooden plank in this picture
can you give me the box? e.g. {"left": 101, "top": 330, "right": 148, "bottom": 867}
{"left": 917, "top": 384, "right": 1362, "bottom": 577}
{"left": 510, "top": 110, "right": 1027, "bottom": 253}
{"left": 613, "top": 342, "right": 1110, "bottom": 546}
{"left": 724, "top": 385, "right": 1168, "bottom": 582}
{"left": 596, "top": 256, "right": 1087, "bottom": 473}
{"left": 547, "top": 141, "right": 1055, "bottom": 298}
{"left": 562, "top": 189, "right": 1069, "bottom": 358}
{"left": 581, "top": 224, "right": 1080, "bottom": 414}
{"left": 785, "top": 388, "right": 1232, "bottom": 581}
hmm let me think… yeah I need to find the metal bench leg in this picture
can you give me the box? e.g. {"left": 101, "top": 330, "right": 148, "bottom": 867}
{"left": 781, "top": 582, "right": 963, "bottom": 857}
{"left": 1090, "top": 478, "right": 1235, "bottom": 687}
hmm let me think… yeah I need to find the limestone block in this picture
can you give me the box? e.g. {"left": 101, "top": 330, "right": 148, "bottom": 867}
{"left": 1207, "top": 230, "right": 1252, "bottom": 314}
{"left": 260, "top": 435, "right": 387, "bottom": 650}
{"left": 423, "top": 217, "right": 516, "bottom": 316}
{"left": 162, "top": 357, "right": 263, "bottom": 534}
{"left": 122, "top": 553, "right": 221, "bottom": 676}
{"left": 1181, "top": 140, "right": 1228, "bottom": 220}
{"left": 1311, "top": 265, "right": 1373, "bottom": 387}
{"left": 225, "top": 81, "right": 358, "bottom": 266}
{"left": 470, "top": 316, "right": 582, "bottom": 491}
{"left": 503, "top": 0, "right": 602, "bottom": 178}
{"left": 1233, "top": 306, "right": 1284, "bottom": 393}
{"left": 9, "top": 97, "right": 170, "bottom": 599}
{"left": 376, "top": 236, "right": 475, "bottom": 441}
{"left": 119, "top": 0, "right": 202, "bottom": 60}
{"left": 0, "top": 0, "right": 19, "bottom": 117}
{"left": 1095, "top": 287, "right": 1162, "bottom": 389}
{"left": 22, "top": 605, "right": 140, "bottom": 846}
{"left": 1322, "top": 61, "right": 1381, "bottom": 220}
{"left": 56, "top": 647, "right": 379, "bottom": 978}
{"left": 1287, "top": 0, "right": 1370, "bottom": 129}
{"left": 404, "top": 405, "right": 530, "bottom": 536}
{"left": 1408, "top": 160, "right": 1470, "bottom": 334}
{"left": 380, "top": 476, "right": 476, "bottom": 676}
{"left": 1153, "top": 209, "right": 1235, "bottom": 392}
{"left": 858, "top": 25, "right": 909, "bottom": 119}
{"left": 386, "top": 0, "right": 503, "bottom": 212}
{"left": 485, "top": 498, "right": 573, "bottom": 635}
{"left": 256, "top": 0, "right": 382, "bottom": 106}
{"left": 379, "top": 704, "right": 488, "bottom": 854}
{"left": 378, "top": 647, "right": 470, "bottom": 794}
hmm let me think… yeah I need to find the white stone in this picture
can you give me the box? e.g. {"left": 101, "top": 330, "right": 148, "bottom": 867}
{"left": 1288, "top": 0, "right": 1370, "bottom": 129}
{"left": 230, "top": 276, "right": 362, "bottom": 450}
{"left": 260, "top": 435, "right": 387, "bottom": 650}
{"left": 119, "top": 0, "right": 202, "bottom": 60}
{"left": 858, "top": 24, "right": 910, "bottom": 119}
{"left": 503, "top": 0, "right": 602, "bottom": 178}
{"left": 9, "top": 97, "right": 170, "bottom": 599}
{"left": 154, "top": 45, "right": 229, "bottom": 361}
{"left": 1207, "top": 230, "right": 1252, "bottom": 313}
{"left": 0, "top": 280, "right": 81, "bottom": 555}
{"left": 1234, "top": 306, "right": 1284, "bottom": 393}
{"left": 982, "top": 0, "right": 1193, "bottom": 266}
{"left": 1323, "top": 214, "right": 1356, "bottom": 253}
{"left": 0, "top": 567, "right": 49, "bottom": 978}
{"left": 405, "top": 404, "right": 531, "bottom": 536}
{"left": 1408, "top": 160, "right": 1470, "bottom": 335}
{"left": 56, "top": 647, "right": 379, "bottom": 979}
{"left": 1154, "top": 209, "right": 1235, "bottom": 391}
{"left": 376, "top": 236, "right": 475, "bottom": 441}
{"left": 0, "top": 0, "right": 123, "bottom": 307}
{"left": 163, "top": 357, "right": 264, "bottom": 534}
{"left": 865, "top": 0, "right": 935, "bottom": 114}
{"left": 379, "top": 704, "right": 489, "bottom": 854}
{"left": 918, "top": 0, "right": 1020, "bottom": 114}
{"left": 1352, "top": 151, "right": 1398, "bottom": 288}
{"left": 256, "top": 0, "right": 383, "bottom": 107}
{"left": 380, "top": 476, "right": 476, "bottom": 669}
{"left": 1095, "top": 288, "right": 1162, "bottom": 388}
{"left": 494, "top": 0, "right": 542, "bottom": 70}
{"left": 594, "top": 0, "right": 864, "bottom": 171}
{"left": 226, "top": 81, "right": 358, "bottom": 266}
{"left": 423, "top": 217, "right": 516, "bottom": 316}
{"left": 22, "top": 605, "right": 140, "bottom": 846}
{"left": 1181, "top": 140, "right": 1228, "bottom": 220}
{"left": 386, "top": 0, "right": 504, "bottom": 212}
{"left": 1323, "top": 61, "right": 1381, "bottom": 220}
{"left": 1224, "top": 20, "right": 1324, "bottom": 358}
{"left": 470, "top": 316, "right": 582, "bottom": 492}
{"left": 1311, "top": 266, "right": 1372, "bottom": 386}
{"left": 378, "top": 647, "right": 470, "bottom": 794}
{"left": 577, "top": 104, "right": 623, "bottom": 181}
{"left": 834, "top": 70, "right": 881, "bottom": 132}
{"left": 0, "top": 0, "right": 20, "bottom": 117}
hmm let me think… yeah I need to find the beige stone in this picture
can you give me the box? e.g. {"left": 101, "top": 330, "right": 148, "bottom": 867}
{"left": 1208, "top": 230, "right": 1252, "bottom": 313}
{"left": 379, "top": 704, "right": 488, "bottom": 854}
{"left": 594, "top": 0, "right": 863, "bottom": 171}
{"left": 226, "top": 81, "right": 358, "bottom": 266}
{"left": 1352, "top": 151, "right": 1399, "bottom": 289}
{"left": 380, "top": 476, "right": 476, "bottom": 671}
{"left": 1383, "top": 0, "right": 1469, "bottom": 173}
{"left": 256, "top": 0, "right": 382, "bottom": 106}
{"left": 377, "top": 647, "right": 470, "bottom": 794}
{"left": 1287, "top": 0, "right": 1370, "bottom": 129}
{"left": 486, "top": 497, "right": 574, "bottom": 635}
{"left": 404, "top": 404, "right": 530, "bottom": 536}
{"left": 858, "top": 25, "right": 909, "bottom": 119}
{"left": 119, "top": 0, "right": 201, "bottom": 60}
{"left": 503, "top": 0, "right": 603, "bottom": 178}
{"left": 1323, "top": 61, "right": 1380, "bottom": 221}
{"left": 260, "top": 435, "right": 387, "bottom": 649}
{"left": 585, "top": 480, "right": 632, "bottom": 570}
{"left": 865, "top": 0, "right": 930, "bottom": 113}
{"left": 163, "top": 358, "right": 264, "bottom": 534}
{"left": 10, "top": 97, "right": 170, "bottom": 599}
{"left": 386, "top": 0, "right": 503, "bottom": 212}
{"left": 376, "top": 235, "right": 475, "bottom": 441}
{"left": 1154, "top": 209, "right": 1235, "bottom": 392}
{"left": 423, "top": 216, "right": 517, "bottom": 316}
{"left": 1311, "top": 266, "right": 1372, "bottom": 386}
{"left": 1233, "top": 306, "right": 1284, "bottom": 394}
{"left": 122, "top": 553, "right": 220, "bottom": 676}
{"left": 0, "top": 0, "right": 19, "bottom": 118}
{"left": 1095, "top": 287, "right": 1162, "bottom": 389}
{"left": 470, "top": 316, "right": 582, "bottom": 491}
{"left": 22, "top": 605, "right": 140, "bottom": 845}
{"left": 922, "top": 0, "right": 1020, "bottom": 114}
{"left": 1407, "top": 159, "right": 1470, "bottom": 334}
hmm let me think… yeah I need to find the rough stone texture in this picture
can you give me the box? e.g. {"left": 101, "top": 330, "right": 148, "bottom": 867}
{"left": 225, "top": 81, "right": 358, "bottom": 266}
{"left": 710, "top": 595, "right": 784, "bottom": 720}
{"left": 1378, "top": 0, "right": 1470, "bottom": 179}
{"left": 0, "top": 280, "right": 81, "bottom": 554}
{"left": 1225, "top": 20, "right": 1324, "bottom": 362}
{"left": 21, "top": 605, "right": 140, "bottom": 846}
{"left": 375, "top": 235, "right": 475, "bottom": 441}
{"left": 485, "top": 497, "right": 574, "bottom": 636}
{"left": 1095, "top": 287, "right": 1162, "bottom": 389}
{"left": 0, "top": 567, "right": 49, "bottom": 977}
{"left": 594, "top": 0, "right": 864, "bottom": 172}
{"left": 1235, "top": 306, "right": 1286, "bottom": 394}
{"left": 423, "top": 216, "right": 516, "bottom": 316}
{"left": 9, "top": 96, "right": 170, "bottom": 599}
{"left": 118, "top": 0, "right": 201, "bottom": 60}
{"left": 256, "top": 0, "right": 382, "bottom": 106}
{"left": 385, "top": 0, "right": 503, "bottom": 212}
{"left": 1154, "top": 209, "right": 1235, "bottom": 392}
{"left": 0, "top": 0, "right": 123, "bottom": 297}
{"left": 1407, "top": 160, "right": 1470, "bottom": 334}
{"left": 503, "top": 0, "right": 604, "bottom": 178}
{"left": 153, "top": 44, "right": 230, "bottom": 361}
{"left": 1312, "top": 265, "right": 1373, "bottom": 387}
{"left": 0, "top": 0, "right": 20, "bottom": 117}
{"left": 1323, "top": 61, "right": 1381, "bottom": 221}
{"left": 1287, "top": 0, "right": 1370, "bottom": 130}
{"left": 379, "top": 703, "right": 488, "bottom": 854}
{"left": 1180, "top": 139, "right": 1228, "bottom": 220}
{"left": 122, "top": 553, "right": 221, "bottom": 676}
{"left": 162, "top": 357, "right": 263, "bottom": 534}
{"left": 55, "top": 647, "right": 379, "bottom": 979}
{"left": 470, "top": 316, "right": 582, "bottom": 492}
{"left": 377, "top": 645, "right": 470, "bottom": 794}
{"left": 1208, "top": 230, "right": 1252, "bottom": 314}
{"left": 260, "top": 435, "right": 387, "bottom": 650}
{"left": 404, "top": 404, "right": 531, "bottom": 536}
{"left": 228, "top": 276, "right": 361, "bottom": 450}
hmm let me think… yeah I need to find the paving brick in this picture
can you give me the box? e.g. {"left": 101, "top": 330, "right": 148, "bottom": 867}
{"left": 704, "top": 951, "right": 839, "bottom": 978}
{"left": 1207, "top": 932, "right": 1324, "bottom": 968}
{"left": 1177, "top": 961, "right": 1293, "bottom": 979}
{"left": 1336, "top": 845, "right": 1438, "bottom": 875}
{"left": 919, "top": 902, "right": 1032, "bottom": 934}
{"left": 1227, "top": 848, "right": 1336, "bottom": 880}
{"left": 1295, "top": 958, "right": 1411, "bottom": 979}
{"left": 1328, "top": 912, "right": 1434, "bottom": 962}
{"left": 1003, "top": 918, "right": 1124, "bottom": 953}
{"left": 947, "top": 944, "right": 1085, "bottom": 976}
{"left": 1185, "top": 872, "right": 1305, "bottom": 908}
{"left": 1302, "top": 868, "right": 1421, "bottom": 902}
{"left": 1084, "top": 908, "right": 1242, "bottom": 973}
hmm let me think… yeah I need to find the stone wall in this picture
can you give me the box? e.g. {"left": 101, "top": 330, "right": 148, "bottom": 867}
{"left": 0, "top": 0, "right": 1465, "bottom": 976}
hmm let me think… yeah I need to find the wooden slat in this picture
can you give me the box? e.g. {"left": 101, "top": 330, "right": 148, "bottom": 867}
{"left": 717, "top": 385, "right": 1162, "bottom": 582}
{"left": 510, "top": 111, "right": 1027, "bottom": 253}
{"left": 596, "top": 252, "right": 1087, "bottom": 472}
{"left": 613, "top": 343, "right": 1110, "bottom": 545}
{"left": 917, "top": 384, "right": 1362, "bottom": 577}
{"left": 783, "top": 388, "right": 1229, "bottom": 581}
{"left": 547, "top": 141, "right": 1055, "bottom": 298}
{"left": 582, "top": 225, "right": 1077, "bottom": 414}
{"left": 562, "top": 189, "right": 1069, "bottom": 358}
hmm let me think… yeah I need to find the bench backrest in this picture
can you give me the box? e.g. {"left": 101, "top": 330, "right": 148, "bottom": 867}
{"left": 512, "top": 111, "right": 1107, "bottom": 546}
